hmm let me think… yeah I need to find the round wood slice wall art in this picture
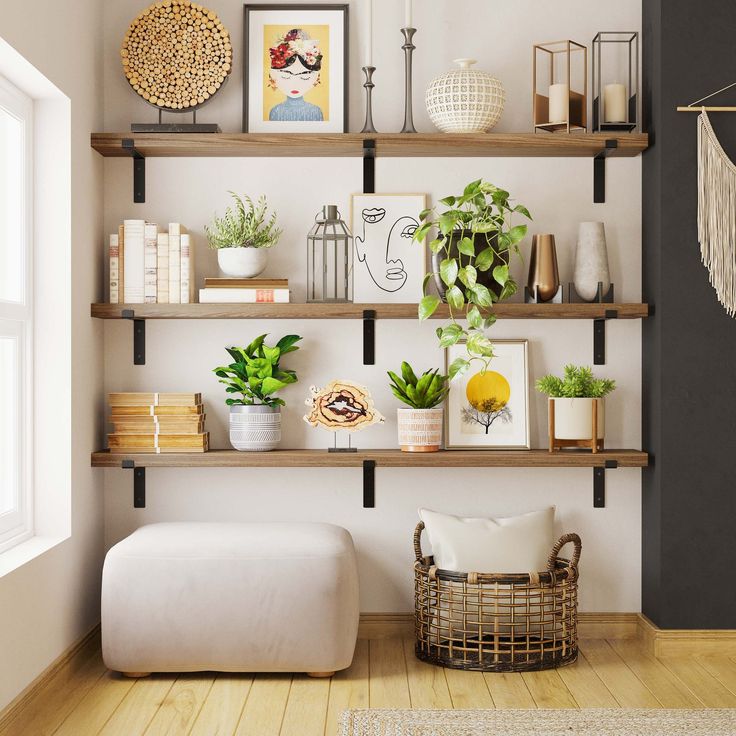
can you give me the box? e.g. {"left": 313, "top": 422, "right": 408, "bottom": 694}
{"left": 121, "top": 0, "right": 232, "bottom": 111}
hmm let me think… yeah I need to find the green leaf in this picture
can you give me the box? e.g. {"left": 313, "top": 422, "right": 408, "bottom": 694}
{"left": 466, "top": 331, "right": 494, "bottom": 358}
{"left": 508, "top": 225, "right": 528, "bottom": 244}
{"left": 440, "top": 257, "right": 458, "bottom": 287}
{"left": 499, "top": 278, "right": 518, "bottom": 301}
{"left": 492, "top": 264, "right": 509, "bottom": 287}
{"left": 261, "top": 377, "right": 288, "bottom": 396}
{"left": 458, "top": 265, "right": 477, "bottom": 289}
{"left": 428, "top": 237, "right": 446, "bottom": 254}
{"left": 275, "top": 334, "right": 302, "bottom": 354}
{"left": 470, "top": 283, "right": 493, "bottom": 307}
{"left": 467, "top": 306, "right": 483, "bottom": 329}
{"left": 446, "top": 285, "right": 464, "bottom": 311}
{"left": 387, "top": 370, "right": 408, "bottom": 394}
{"left": 418, "top": 207, "right": 433, "bottom": 221}
{"left": 457, "top": 236, "right": 475, "bottom": 256}
{"left": 413, "top": 222, "right": 432, "bottom": 243}
{"left": 439, "top": 195, "right": 457, "bottom": 206}
{"left": 438, "top": 324, "right": 463, "bottom": 348}
{"left": 513, "top": 204, "right": 532, "bottom": 219}
{"left": 422, "top": 272, "right": 432, "bottom": 295}
{"left": 475, "top": 247, "right": 495, "bottom": 272}
{"left": 415, "top": 371, "right": 433, "bottom": 398}
{"left": 419, "top": 295, "right": 440, "bottom": 321}
{"left": 244, "top": 334, "right": 267, "bottom": 357}
{"left": 463, "top": 179, "right": 482, "bottom": 197}
{"left": 472, "top": 220, "right": 497, "bottom": 234}
{"left": 438, "top": 212, "right": 458, "bottom": 236}
{"left": 262, "top": 345, "right": 280, "bottom": 364}
{"left": 448, "top": 356, "right": 470, "bottom": 381}
{"left": 401, "top": 361, "right": 419, "bottom": 386}
{"left": 483, "top": 314, "right": 497, "bottom": 329}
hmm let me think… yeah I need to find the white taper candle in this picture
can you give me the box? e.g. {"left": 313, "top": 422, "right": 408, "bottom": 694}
{"left": 405, "top": 0, "right": 413, "bottom": 28}
{"left": 365, "top": 0, "right": 373, "bottom": 66}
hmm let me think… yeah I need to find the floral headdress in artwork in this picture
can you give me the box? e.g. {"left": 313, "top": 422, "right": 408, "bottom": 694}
{"left": 269, "top": 29, "right": 323, "bottom": 71}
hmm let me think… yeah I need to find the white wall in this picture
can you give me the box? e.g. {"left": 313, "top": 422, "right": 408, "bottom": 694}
{"left": 102, "top": 0, "right": 642, "bottom": 613}
{"left": 0, "top": 0, "right": 104, "bottom": 713}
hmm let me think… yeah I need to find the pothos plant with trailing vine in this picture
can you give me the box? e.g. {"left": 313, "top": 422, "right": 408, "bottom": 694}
{"left": 412, "top": 179, "right": 531, "bottom": 381}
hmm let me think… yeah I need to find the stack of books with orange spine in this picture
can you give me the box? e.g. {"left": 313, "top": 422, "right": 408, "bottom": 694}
{"left": 198, "top": 278, "right": 289, "bottom": 303}
{"left": 108, "top": 393, "right": 208, "bottom": 453}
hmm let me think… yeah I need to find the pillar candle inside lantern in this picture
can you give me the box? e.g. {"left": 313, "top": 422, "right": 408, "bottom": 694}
{"left": 604, "top": 83, "right": 627, "bottom": 123}
{"left": 549, "top": 83, "right": 569, "bottom": 123}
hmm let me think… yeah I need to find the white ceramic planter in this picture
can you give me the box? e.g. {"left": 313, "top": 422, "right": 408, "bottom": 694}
{"left": 217, "top": 247, "right": 268, "bottom": 278}
{"left": 397, "top": 408, "right": 443, "bottom": 452}
{"left": 229, "top": 405, "right": 281, "bottom": 451}
{"left": 551, "top": 398, "right": 605, "bottom": 440}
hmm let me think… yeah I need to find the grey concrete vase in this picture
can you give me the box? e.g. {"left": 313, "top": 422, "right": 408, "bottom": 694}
{"left": 574, "top": 222, "right": 611, "bottom": 301}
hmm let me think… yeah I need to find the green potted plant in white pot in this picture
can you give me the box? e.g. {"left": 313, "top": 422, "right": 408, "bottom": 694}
{"left": 213, "top": 333, "right": 302, "bottom": 451}
{"left": 205, "top": 192, "right": 283, "bottom": 278}
{"left": 388, "top": 361, "right": 449, "bottom": 452}
{"left": 536, "top": 365, "right": 616, "bottom": 453}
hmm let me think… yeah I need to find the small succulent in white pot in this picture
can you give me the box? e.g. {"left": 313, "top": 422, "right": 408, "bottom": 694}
{"left": 388, "top": 362, "right": 449, "bottom": 452}
{"left": 213, "top": 333, "right": 301, "bottom": 451}
{"left": 536, "top": 365, "right": 616, "bottom": 452}
{"left": 206, "top": 192, "right": 283, "bottom": 278}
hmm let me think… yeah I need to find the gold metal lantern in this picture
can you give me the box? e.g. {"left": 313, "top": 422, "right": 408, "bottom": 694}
{"left": 533, "top": 40, "right": 587, "bottom": 133}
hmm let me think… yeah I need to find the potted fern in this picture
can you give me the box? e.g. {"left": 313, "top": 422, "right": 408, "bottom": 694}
{"left": 206, "top": 192, "right": 283, "bottom": 278}
{"left": 536, "top": 365, "right": 616, "bottom": 452}
{"left": 388, "top": 362, "right": 449, "bottom": 452}
{"left": 214, "top": 333, "right": 301, "bottom": 451}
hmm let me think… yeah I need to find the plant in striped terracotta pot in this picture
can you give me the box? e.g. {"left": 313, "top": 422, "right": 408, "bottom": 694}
{"left": 214, "top": 333, "right": 302, "bottom": 451}
{"left": 388, "top": 362, "right": 449, "bottom": 452}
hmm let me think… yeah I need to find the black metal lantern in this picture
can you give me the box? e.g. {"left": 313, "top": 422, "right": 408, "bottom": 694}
{"left": 592, "top": 32, "right": 639, "bottom": 132}
{"left": 307, "top": 205, "right": 353, "bottom": 303}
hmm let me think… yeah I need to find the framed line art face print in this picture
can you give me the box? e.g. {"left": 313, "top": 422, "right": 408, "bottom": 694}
{"left": 243, "top": 4, "right": 348, "bottom": 132}
{"left": 445, "top": 340, "right": 530, "bottom": 449}
{"left": 350, "top": 193, "right": 429, "bottom": 303}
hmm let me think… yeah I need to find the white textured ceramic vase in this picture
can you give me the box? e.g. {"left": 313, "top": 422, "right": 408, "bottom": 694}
{"left": 425, "top": 59, "right": 505, "bottom": 133}
{"left": 397, "top": 408, "right": 443, "bottom": 452}
{"left": 574, "top": 222, "right": 611, "bottom": 301}
{"left": 217, "top": 247, "right": 268, "bottom": 278}
{"left": 229, "top": 405, "right": 281, "bottom": 451}
{"left": 552, "top": 398, "right": 605, "bottom": 441}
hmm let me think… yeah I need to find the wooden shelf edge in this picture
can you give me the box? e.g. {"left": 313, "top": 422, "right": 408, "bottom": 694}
{"left": 91, "top": 132, "right": 649, "bottom": 158}
{"left": 90, "top": 303, "right": 650, "bottom": 320}
{"left": 91, "top": 448, "right": 649, "bottom": 469}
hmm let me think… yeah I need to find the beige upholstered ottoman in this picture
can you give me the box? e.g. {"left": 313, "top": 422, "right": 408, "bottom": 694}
{"left": 101, "top": 522, "right": 359, "bottom": 677}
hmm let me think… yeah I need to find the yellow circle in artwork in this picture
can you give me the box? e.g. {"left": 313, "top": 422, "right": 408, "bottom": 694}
{"left": 465, "top": 370, "right": 511, "bottom": 412}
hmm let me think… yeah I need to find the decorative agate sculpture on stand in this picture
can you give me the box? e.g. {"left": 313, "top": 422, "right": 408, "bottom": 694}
{"left": 304, "top": 380, "right": 385, "bottom": 452}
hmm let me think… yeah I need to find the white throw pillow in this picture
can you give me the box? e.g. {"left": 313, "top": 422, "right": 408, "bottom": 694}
{"left": 418, "top": 507, "right": 556, "bottom": 574}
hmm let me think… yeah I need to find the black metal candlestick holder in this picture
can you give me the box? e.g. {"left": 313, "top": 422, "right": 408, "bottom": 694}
{"left": 361, "top": 66, "right": 378, "bottom": 133}
{"left": 400, "top": 27, "right": 417, "bottom": 133}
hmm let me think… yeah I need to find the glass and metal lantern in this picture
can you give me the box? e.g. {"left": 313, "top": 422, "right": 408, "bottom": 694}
{"left": 592, "top": 32, "right": 639, "bottom": 133}
{"left": 307, "top": 205, "right": 353, "bottom": 303}
{"left": 533, "top": 40, "right": 587, "bottom": 133}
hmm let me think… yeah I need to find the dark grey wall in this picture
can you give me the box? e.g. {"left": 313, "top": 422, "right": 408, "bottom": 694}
{"left": 643, "top": 0, "right": 736, "bottom": 628}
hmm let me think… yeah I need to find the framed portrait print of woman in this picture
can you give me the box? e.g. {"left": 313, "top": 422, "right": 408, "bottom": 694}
{"left": 243, "top": 4, "right": 348, "bottom": 133}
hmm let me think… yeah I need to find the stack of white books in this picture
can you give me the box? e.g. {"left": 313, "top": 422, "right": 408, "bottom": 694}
{"left": 109, "top": 221, "right": 194, "bottom": 304}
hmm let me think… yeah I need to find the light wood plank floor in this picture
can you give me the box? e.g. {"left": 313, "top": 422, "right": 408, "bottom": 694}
{"left": 3, "top": 637, "right": 736, "bottom": 736}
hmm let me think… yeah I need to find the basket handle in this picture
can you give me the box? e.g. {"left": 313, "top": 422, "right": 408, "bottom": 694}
{"left": 414, "top": 521, "right": 426, "bottom": 562}
{"left": 547, "top": 533, "right": 582, "bottom": 571}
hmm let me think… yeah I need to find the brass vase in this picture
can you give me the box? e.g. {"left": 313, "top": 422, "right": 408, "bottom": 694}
{"left": 527, "top": 234, "right": 561, "bottom": 302}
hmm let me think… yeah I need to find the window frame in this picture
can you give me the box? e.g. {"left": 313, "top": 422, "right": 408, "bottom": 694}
{"left": 0, "top": 73, "right": 34, "bottom": 552}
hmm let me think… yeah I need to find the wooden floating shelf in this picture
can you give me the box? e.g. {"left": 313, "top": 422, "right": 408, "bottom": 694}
{"left": 91, "top": 132, "right": 649, "bottom": 159}
{"left": 91, "top": 448, "right": 648, "bottom": 469}
{"left": 91, "top": 302, "right": 650, "bottom": 320}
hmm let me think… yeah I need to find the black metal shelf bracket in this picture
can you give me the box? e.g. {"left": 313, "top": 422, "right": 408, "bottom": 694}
{"left": 593, "top": 459, "right": 618, "bottom": 508}
{"left": 593, "top": 139, "right": 618, "bottom": 203}
{"left": 122, "top": 309, "right": 146, "bottom": 365}
{"left": 593, "top": 308, "right": 618, "bottom": 365}
{"left": 363, "top": 459, "right": 376, "bottom": 507}
{"left": 363, "top": 139, "right": 376, "bottom": 194}
{"left": 122, "top": 138, "right": 146, "bottom": 203}
{"left": 363, "top": 309, "right": 376, "bottom": 365}
{"left": 122, "top": 460, "right": 146, "bottom": 508}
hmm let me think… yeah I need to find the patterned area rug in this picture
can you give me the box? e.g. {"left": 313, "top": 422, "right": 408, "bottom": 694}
{"left": 339, "top": 709, "right": 736, "bottom": 735}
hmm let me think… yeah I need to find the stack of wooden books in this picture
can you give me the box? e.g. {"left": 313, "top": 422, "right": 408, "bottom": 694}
{"left": 109, "top": 221, "right": 194, "bottom": 304}
{"left": 108, "top": 392, "right": 209, "bottom": 453}
{"left": 198, "top": 277, "right": 290, "bottom": 303}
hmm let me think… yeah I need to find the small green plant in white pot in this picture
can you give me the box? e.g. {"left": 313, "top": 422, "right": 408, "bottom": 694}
{"left": 214, "top": 333, "right": 301, "bottom": 451}
{"left": 206, "top": 192, "right": 283, "bottom": 278}
{"left": 536, "top": 365, "right": 616, "bottom": 452}
{"left": 388, "top": 362, "right": 449, "bottom": 452}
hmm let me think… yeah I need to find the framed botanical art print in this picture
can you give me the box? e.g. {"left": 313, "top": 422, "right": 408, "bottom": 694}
{"left": 243, "top": 4, "right": 348, "bottom": 132}
{"left": 445, "top": 340, "right": 530, "bottom": 449}
{"left": 350, "top": 193, "right": 429, "bottom": 303}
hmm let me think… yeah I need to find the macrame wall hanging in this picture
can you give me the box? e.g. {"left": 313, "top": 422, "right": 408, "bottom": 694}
{"left": 679, "top": 83, "right": 736, "bottom": 316}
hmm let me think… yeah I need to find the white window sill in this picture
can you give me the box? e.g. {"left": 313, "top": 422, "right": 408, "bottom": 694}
{"left": 0, "top": 534, "right": 68, "bottom": 578}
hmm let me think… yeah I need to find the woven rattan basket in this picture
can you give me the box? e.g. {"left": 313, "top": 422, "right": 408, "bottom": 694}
{"left": 414, "top": 522, "right": 581, "bottom": 672}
